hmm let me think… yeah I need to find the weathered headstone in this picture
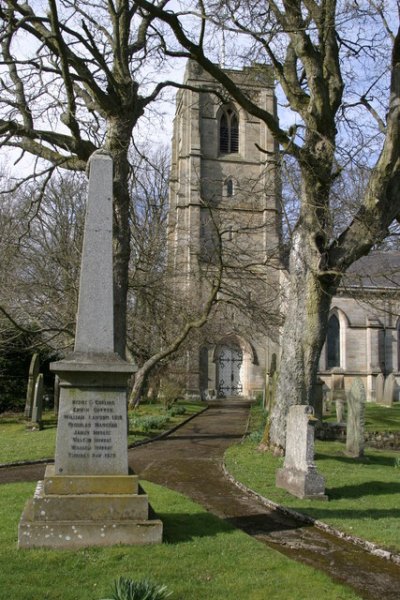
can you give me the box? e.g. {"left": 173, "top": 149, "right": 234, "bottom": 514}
{"left": 322, "top": 383, "right": 330, "bottom": 415}
{"left": 31, "top": 373, "right": 44, "bottom": 427}
{"left": 327, "top": 368, "right": 345, "bottom": 417}
{"left": 24, "top": 353, "right": 40, "bottom": 419}
{"left": 276, "top": 405, "right": 327, "bottom": 500}
{"left": 346, "top": 378, "right": 366, "bottom": 457}
{"left": 382, "top": 373, "right": 396, "bottom": 407}
{"left": 334, "top": 389, "right": 346, "bottom": 423}
{"left": 330, "top": 368, "right": 344, "bottom": 394}
{"left": 18, "top": 154, "right": 162, "bottom": 549}
{"left": 375, "top": 373, "right": 384, "bottom": 405}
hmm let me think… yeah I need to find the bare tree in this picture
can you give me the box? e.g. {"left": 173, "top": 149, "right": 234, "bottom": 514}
{"left": 0, "top": 152, "right": 226, "bottom": 405}
{"left": 0, "top": 171, "right": 85, "bottom": 351}
{"left": 134, "top": 0, "right": 400, "bottom": 451}
{"left": 0, "top": 0, "right": 181, "bottom": 356}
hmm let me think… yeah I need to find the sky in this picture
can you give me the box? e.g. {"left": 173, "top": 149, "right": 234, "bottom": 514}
{"left": 0, "top": 1, "right": 395, "bottom": 184}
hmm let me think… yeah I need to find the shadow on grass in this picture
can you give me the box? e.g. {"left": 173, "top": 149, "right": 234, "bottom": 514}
{"left": 157, "top": 510, "right": 237, "bottom": 543}
{"left": 159, "top": 509, "right": 309, "bottom": 544}
{"left": 315, "top": 452, "right": 397, "bottom": 468}
{"left": 289, "top": 506, "right": 400, "bottom": 521}
{"left": 226, "top": 512, "right": 308, "bottom": 536}
{"left": 41, "top": 418, "right": 57, "bottom": 430}
{"left": 327, "top": 480, "right": 400, "bottom": 499}
{"left": 128, "top": 428, "right": 161, "bottom": 438}
{"left": 165, "top": 434, "right": 243, "bottom": 442}
{"left": 1, "top": 413, "right": 58, "bottom": 429}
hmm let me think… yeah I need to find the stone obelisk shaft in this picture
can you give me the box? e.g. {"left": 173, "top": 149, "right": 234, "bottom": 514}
{"left": 75, "top": 154, "right": 114, "bottom": 354}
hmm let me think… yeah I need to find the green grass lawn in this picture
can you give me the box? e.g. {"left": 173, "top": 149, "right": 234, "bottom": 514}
{"left": 0, "top": 402, "right": 204, "bottom": 464}
{"left": 225, "top": 404, "right": 400, "bottom": 553}
{"left": 324, "top": 402, "right": 400, "bottom": 431}
{"left": 0, "top": 480, "right": 361, "bottom": 600}
{"left": 364, "top": 403, "right": 400, "bottom": 431}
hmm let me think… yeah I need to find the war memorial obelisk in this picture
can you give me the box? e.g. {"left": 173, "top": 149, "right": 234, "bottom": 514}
{"left": 18, "top": 154, "right": 162, "bottom": 548}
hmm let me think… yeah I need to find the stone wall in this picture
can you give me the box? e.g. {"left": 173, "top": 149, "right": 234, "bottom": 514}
{"left": 316, "top": 423, "right": 400, "bottom": 450}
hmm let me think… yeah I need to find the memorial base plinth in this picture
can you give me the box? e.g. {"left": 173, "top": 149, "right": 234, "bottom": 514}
{"left": 276, "top": 467, "right": 328, "bottom": 501}
{"left": 18, "top": 466, "right": 163, "bottom": 549}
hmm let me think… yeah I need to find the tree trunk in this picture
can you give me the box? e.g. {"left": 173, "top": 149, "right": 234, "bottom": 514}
{"left": 112, "top": 154, "right": 131, "bottom": 359}
{"left": 130, "top": 365, "right": 147, "bottom": 406}
{"left": 129, "top": 361, "right": 155, "bottom": 407}
{"left": 268, "top": 228, "right": 337, "bottom": 453}
{"left": 105, "top": 115, "right": 135, "bottom": 358}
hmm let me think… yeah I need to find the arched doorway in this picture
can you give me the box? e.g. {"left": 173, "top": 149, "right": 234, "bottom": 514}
{"left": 216, "top": 343, "right": 243, "bottom": 397}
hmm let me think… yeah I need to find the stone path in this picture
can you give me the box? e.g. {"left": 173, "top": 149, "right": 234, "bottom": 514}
{"left": 2, "top": 400, "right": 400, "bottom": 599}
{"left": 129, "top": 400, "right": 400, "bottom": 600}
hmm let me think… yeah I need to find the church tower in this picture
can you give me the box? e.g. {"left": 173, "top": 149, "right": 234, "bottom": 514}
{"left": 168, "top": 61, "right": 282, "bottom": 399}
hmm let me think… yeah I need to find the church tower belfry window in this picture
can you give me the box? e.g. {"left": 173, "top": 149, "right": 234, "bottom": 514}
{"left": 219, "top": 106, "right": 239, "bottom": 154}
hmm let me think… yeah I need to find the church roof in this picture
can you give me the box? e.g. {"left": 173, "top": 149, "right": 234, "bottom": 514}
{"left": 343, "top": 251, "right": 400, "bottom": 289}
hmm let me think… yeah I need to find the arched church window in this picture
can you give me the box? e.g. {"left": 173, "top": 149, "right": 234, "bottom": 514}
{"left": 219, "top": 107, "right": 239, "bottom": 154}
{"left": 327, "top": 314, "right": 340, "bottom": 369}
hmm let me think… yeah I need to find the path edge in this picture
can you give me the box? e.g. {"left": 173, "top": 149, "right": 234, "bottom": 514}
{"left": 222, "top": 461, "right": 400, "bottom": 566}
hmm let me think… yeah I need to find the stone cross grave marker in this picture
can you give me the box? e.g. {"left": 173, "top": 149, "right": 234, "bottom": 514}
{"left": 276, "top": 405, "right": 327, "bottom": 500}
{"left": 346, "top": 378, "right": 365, "bottom": 458}
{"left": 18, "top": 154, "right": 162, "bottom": 549}
{"left": 24, "top": 353, "right": 40, "bottom": 419}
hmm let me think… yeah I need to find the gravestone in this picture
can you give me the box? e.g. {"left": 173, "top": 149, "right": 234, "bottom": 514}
{"left": 327, "top": 369, "right": 345, "bottom": 418}
{"left": 382, "top": 373, "right": 396, "bottom": 407}
{"left": 375, "top": 373, "right": 384, "bottom": 405}
{"left": 18, "top": 154, "right": 162, "bottom": 549}
{"left": 276, "top": 405, "right": 327, "bottom": 500}
{"left": 31, "top": 373, "right": 44, "bottom": 427}
{"left": 24, "top": 353, "right": 40, "bottom": 419}
{"left": 346, "top": 378, "right": 366, "bottom": 458}
{"left": 330, "top": 369, "right": 344, "bottom": 394}
{"left": 334, "top": 389, "right": 346, "bottom": 423}
{"left": 322, "top": 383, "right": 330, "bottom": 415}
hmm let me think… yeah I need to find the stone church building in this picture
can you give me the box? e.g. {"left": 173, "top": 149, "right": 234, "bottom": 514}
{"left": 167, "top": 61, "right": 400, "bottom": 404}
